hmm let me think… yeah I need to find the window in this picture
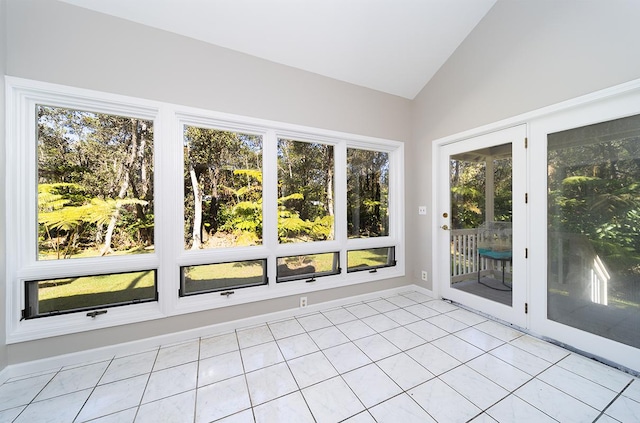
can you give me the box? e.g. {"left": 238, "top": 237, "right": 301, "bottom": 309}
{"left": 180, "top": 260, "right": 267, "bottom": 296}
{"left": 24, "top": 270, "right": 157, "bottom": 319}
{"left": 37, "top": 105, "right": 154, "bottom": 260}
{"left": 6, "top": 78, "right": 404, "bottom": 342}
{"left": 347, "top": 247, "right": 396, "bottom": 273}
{"left": 183, "top": 125, "right": 263, "bottom": 249}
{"left": 347, "top": 148, "right": 389, "bottom": 238}
{"left": 277, "top": 139, "right": 334, "bottom": 243}
{"left": 277, "top": 253, "right": 340, "bottom": 283}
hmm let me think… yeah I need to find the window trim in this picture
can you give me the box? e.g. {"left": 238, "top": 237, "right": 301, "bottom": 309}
{"left": 5, "top": 77, "right": 405, "bottom": 342}
{"left": 6, "top": 78, "right": 166, "bottom": 343}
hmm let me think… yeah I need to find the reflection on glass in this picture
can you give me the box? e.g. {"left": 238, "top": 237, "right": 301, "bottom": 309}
{"left": 277, "top": 252, "right": 340, "bottom": 282}
{"left": 277, "top": 139, "right": 335, "bottom": 243}
{"left": 548, "top": 114, "right": 640, "bottom": 348}
{"left": 449, "top": 143, "right": 513, "bottom": 306}
{"left": 24, "top": 270, "right": 156, "bottom": 318}
{"left": 347, "top": 149, "right": 389, "bottom": 238}
{"left": 183, "top": 126, "right": 263, "bottom": 250}
{"left": 37, "top": 105, "right": 154, "bottom": 260}
{"left": 180, "top": 260, "right": 267, "bottom": 296}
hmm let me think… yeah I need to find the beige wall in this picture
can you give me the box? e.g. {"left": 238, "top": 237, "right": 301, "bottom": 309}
{"left": 3, "top": 0, "right": 412, "bottom": 365}
{"left": 6, "top": 0, "right": 411, "bottom": 141}
{"left": 408, "top": 0, "right": 640, "bottom": 291}
{"left": 0, "top": 0, "right": 8, "bottom": 371}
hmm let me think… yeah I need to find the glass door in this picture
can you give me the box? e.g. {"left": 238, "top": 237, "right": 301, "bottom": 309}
{"left": 437, "top": 125, "right": 527, "bottom": 327}
{"left": 529, "top": 107, "right": 640, "bottom": 371}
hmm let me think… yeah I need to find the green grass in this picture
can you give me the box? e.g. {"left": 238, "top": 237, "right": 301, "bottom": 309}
{"left": 35, "top": 248, "right": 393, "bottom": 310}
{"left": 36, "top": 270, "right": 155, "bottom": 314}
{"left": 347, "top": 248, "right": 392, "bottom": 269}
{"left": 183, "top": 261, "right": 266, "bottom": 293}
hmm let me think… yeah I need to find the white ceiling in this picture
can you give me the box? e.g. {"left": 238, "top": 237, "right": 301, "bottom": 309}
{"left": 60, "top": 0, "right": 496, "bottom": 99}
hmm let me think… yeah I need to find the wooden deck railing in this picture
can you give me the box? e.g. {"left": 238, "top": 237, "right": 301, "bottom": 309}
{"left": 450, "top": 228, "right": 511, "bottom": 282}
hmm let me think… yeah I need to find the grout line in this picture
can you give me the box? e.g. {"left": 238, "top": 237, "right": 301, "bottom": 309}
{"left": 3, "top": 293, "right": 635, "bottom": 423}
{"left": 593, "top": 379, "right": 634, "bottom": 422}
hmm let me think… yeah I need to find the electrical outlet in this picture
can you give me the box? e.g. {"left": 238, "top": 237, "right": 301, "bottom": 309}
{"left": 421, "top": 270, "right": 428, "bottom": 281}
{"left": 418, "top": 206, "right": 427, "bottom": 215}
{"left": 300, "top": 296, "right": 308, "bottom": 308}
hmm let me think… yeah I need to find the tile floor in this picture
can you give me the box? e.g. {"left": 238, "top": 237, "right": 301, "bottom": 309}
{"left": 0, "top": 291, "right": 639, "bottom": 423}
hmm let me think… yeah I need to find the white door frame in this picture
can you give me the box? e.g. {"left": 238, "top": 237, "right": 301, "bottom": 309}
{"left": 433, "top": 125, "right": 528, "bottom": 328}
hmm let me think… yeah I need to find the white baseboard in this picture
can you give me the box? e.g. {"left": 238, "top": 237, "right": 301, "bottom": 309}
{"left": 0, "top": 284, "right": 431, "bottom": 384}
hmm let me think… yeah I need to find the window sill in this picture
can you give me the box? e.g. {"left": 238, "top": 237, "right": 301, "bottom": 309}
{"left": 6, "top": 302, "right": 165, "bottom": 344}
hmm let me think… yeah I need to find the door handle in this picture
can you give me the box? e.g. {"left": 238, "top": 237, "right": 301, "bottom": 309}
{"left": 441, "top": 225, "right": 449, "bottom": 230}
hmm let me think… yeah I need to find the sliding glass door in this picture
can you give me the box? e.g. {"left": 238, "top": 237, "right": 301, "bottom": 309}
{"left": 547, "top": 114, "right": 640, "bottom": 349}
{"left": 529, "top": 90, "right": 640, "bottom": 371}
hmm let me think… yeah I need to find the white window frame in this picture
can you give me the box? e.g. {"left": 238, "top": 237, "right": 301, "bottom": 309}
{"left": 5, "top": 77, "right": 405, "bottom": 342}
{"left": 5, "top": 78, "right": 166, "bottom": 343}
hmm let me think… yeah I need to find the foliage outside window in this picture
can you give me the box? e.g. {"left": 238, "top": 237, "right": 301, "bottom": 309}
{"left": 347, "top": 247, "right": 396, "bottom": 273}
{"left": 24, "top": 270, "right": 157, "bottom": 319}
{"left": 347, "top": 148, "right": 389, "bottom": 238}
{"left": 37, "top": 105, "right": 154, "bottom": 260}
{"left": 183, "top": 126, "right": 263, "bottom": 249}
{"left": 7, "top": 79, "right": 403, "bottom": 340}
{"left": 547, "top": 113, "right": 640, "bottom": 348}
{"left": 180, "top": 260, "right": 267, "bottom": 296}
{"left": 277, "top": 139, "right": 335, "bottom": 243}
{"left": 449, "top": 145, "right": 512, "bottom": 230}
{"left": 277, "top": 253, "right": 340, "bottom": 283}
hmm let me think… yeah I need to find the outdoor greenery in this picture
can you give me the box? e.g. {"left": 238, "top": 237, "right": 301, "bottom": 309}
{"left": 278, "top": 139, "right": 335, "bottom": 243}
{"left": 182, "top": 261, "right": 266, "bottom": 294}
{"left": 548, "top": 129, "right": 640, "bottom": 286}
{"left": 347, "top": 149, "right": 390, "bottom": 237}
{"left": 33, "top": 271, "right": 155, "bottom": 315}
{"left": 347, "top": 248, "right": 394, "bottom": 271}
{"left": 449, "top": 154, "right": 512, "bottom": 230}
{"left": 36, "top": 113, "right": 395, "bottom": 308}
{"left": 183, "top": 126, "right": 263, "bottom": 249}
{"left": 37, "top": 106, "right": 154, "bottom": 259}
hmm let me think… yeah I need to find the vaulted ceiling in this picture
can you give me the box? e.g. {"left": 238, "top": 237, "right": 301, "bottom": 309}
{"left": 61, "top": 0, "right": 496, "bottom": 99}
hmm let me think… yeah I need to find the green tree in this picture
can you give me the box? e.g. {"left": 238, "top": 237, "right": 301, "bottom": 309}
{"left": 37, "top": 106, "right": 154, "bottom": 258}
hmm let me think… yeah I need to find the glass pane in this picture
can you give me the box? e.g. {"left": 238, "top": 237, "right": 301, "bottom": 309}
{"left": 277, "top": 139, "right": 334, "bottom": 243}
{"left": 183, "top": 126, "right": 263, "bottom": 249}
{"left": 37, "top": 105, "right": 154, "bottom": 260}
{"left": 24, "top": 270, "right": 156, "bottom": 318}
{"left": 548, "top": 114, "right": 640, "bottom": 349}
{"left": 449, "top": 143, "right": 513, "bottom": 306}
{"left": 347, "top": 149, "right": 389, "bottom": 238}
{"left": 347, "top": 247, "right": 395, "bottom": 272}
{"left": 277, "top": 252, "right": 340, "bottom": 282}
{"left": 180, "top": 260, "right": 267, "bottom": 295}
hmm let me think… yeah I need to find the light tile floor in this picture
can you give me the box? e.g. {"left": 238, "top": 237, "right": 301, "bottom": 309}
{"left": 1, "top": 291, "right": 639, "bottom": 423}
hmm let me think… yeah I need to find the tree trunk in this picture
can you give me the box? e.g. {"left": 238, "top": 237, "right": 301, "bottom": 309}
{"left": 135, "top": 123, "right": 152, "bottom": 245}
{"left": 101, "top": 119, "right": 138, "bottom": 255}
{"left": 326, "top": 147, "right": 334, "bottom": 216}
{"left": 190, "top": 165, "right": 203, "bottom": 249}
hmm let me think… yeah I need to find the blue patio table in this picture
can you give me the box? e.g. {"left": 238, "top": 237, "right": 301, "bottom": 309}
{"left": 477, "top": 248, "right": 512, "bottom": 289}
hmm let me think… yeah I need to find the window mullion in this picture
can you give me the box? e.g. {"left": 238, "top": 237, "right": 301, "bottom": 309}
{"left": 157, "top": 106, "right": 181, "bottom": 314}
{"left": 262, "top": 129, "right": 279, "bottom": 284}
{"left": 334, "top": 141, "right": 348, "bottom": 275}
